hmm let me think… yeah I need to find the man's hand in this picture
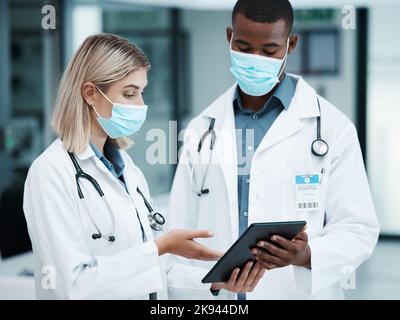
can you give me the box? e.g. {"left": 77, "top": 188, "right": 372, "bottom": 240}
{"left": 252, "top": 230, "right": 311, "bottom": 269}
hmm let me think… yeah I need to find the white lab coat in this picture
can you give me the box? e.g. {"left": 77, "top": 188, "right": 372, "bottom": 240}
{"left": 166, "top": 75, "right": 380, "bottom": 300}
{"left": 23, "top": 139, "right": 167, "bottom": 299}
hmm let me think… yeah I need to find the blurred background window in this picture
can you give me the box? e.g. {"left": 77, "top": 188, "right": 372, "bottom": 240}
{"left": 367, "top": 5, "right": 400, "bottom": 236}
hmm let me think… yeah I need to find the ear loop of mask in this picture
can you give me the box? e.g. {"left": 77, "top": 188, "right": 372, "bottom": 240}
{"left": 90, "top": 104, "right": 102, "bottom": 119}
{"left": 96, "top": 86, "right": 114, "bottom": 105}
{"left": 89, "top": 86, "right": 113, "bottom": 119}
{"left": 276, "top": 37, "right": 290, "bottom": 83}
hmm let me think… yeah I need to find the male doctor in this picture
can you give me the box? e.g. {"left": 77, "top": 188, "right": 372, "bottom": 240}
{"left": 166, "top": 0, "right": 379, "bottom": 300}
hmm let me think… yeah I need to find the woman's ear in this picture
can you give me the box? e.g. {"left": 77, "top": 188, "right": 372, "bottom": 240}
{"left": 81, "top": 82, "right": 97, "bottom": 106}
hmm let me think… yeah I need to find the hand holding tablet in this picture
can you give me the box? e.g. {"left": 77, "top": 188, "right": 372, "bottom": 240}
{"left": 202, "top": 221, "right": 307, "bottom": 284}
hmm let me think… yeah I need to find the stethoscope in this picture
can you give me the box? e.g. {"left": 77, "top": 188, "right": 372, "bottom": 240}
{"left": 190, "top": 118, "right": 216, "bottom": 196}
{"left": 68, "top": 152, "right": 165, "bottom": 242}
{"left": 311, "top": 98, "right": 329, "bottom": 157}
{"left": 190, "top": 97, "right": 329, "bottom": 196}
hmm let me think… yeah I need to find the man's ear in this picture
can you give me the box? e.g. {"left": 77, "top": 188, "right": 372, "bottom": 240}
{"left": 288, "top": 34, "right": 298, "bottom": 55}
{"left": 226, "top": 27, "right": 233, "bottom": 44}
{"left": 81, "top": 82, "right": 97, "bottom": 106}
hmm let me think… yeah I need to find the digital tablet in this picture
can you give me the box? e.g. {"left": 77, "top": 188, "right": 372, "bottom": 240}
{"left": 201, "top": 221, "right": 306, "bottom": 283}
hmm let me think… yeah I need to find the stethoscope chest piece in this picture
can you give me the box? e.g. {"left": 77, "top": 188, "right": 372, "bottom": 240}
{"left": 311, "top": 138, "right": 329, "bottom": 157}
{"left": 136, "top": 187, "right": 165, "bottom": 232}
{"left": 148, "top": 212, "right": 165, "bottom": 232}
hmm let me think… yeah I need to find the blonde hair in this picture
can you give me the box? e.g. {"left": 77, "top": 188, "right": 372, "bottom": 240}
{"left": 51, "top": 33, "right": 150, "bottom": 154}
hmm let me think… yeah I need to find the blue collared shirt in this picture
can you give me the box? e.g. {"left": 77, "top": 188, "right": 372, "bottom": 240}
{"left": 234, "top": 73, "right": 298, "bottom": 237}
{"left": 90, "top": 139, "right": 127, "bottom": 190}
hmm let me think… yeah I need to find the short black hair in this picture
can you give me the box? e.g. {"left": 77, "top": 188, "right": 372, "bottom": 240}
{"left": 232, "top": 0, "right": 294, "bottom": 32}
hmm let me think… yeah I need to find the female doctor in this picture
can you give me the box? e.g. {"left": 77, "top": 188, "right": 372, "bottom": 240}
{"left": 23, "top": 34, "right": 264, "bottom": 299}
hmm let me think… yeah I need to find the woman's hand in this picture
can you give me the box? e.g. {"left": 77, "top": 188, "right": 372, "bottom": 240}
{"left": 211, "top": 261, "right": 265, "bottom": 293}
{"left": 155, "top": 229, "right": 223, "bottom": 261}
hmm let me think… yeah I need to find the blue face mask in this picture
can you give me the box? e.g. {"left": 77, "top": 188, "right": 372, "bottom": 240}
{"left": 229, "top": 36, "right": 289, "bottom": 97}
{"left": 92, "top": 87, "right": 148, "bottom": 139}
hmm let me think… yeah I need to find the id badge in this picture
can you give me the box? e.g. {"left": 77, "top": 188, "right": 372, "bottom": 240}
{"left": 295, "top": 174, "right": 320, "bottom": 211}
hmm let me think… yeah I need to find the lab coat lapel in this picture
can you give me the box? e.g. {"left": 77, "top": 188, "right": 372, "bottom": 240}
{"left": 256, "top": 76, "right": 319, "bottom": 154}
{"left": 255, "top": 102, "right": 302, "bottom": 153}
{"left": 204, "top": 84, "right": 239, "bottom": 241}
{"left": 76, "top": 145, "right": 128, "bottom": 193}
{"left": 76, "top": 145, "right": 124, "bottom": 197}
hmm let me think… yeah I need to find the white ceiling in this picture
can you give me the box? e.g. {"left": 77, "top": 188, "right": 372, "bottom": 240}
{"left": 111, "top": 0, "right": 399, "bottom": 10}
